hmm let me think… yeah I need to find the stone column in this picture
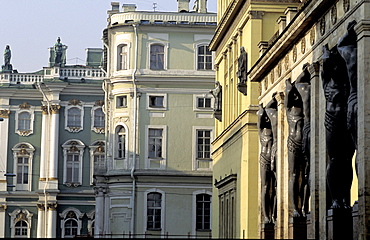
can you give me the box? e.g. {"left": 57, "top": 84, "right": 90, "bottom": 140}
{"left": 39, "top": 106, "right": 49, "bottom": 183}
{"left": 307, "top": 62, "right": 321, "bottom": 239}
{"left": 94, "top": 186, "right": 106, "bottom": 238}
{"left": 0, "top": 204, "right": 7, "bottom": 237}
{"left": 49, "top": 105, "right": 60, "bottom": 184}
{"left": 0, "top": 109, "right": 10, "bottom": 191}
{"left": 274, "top": 92, "right": 287, "bottom": 239}
{"left": 355, "top": 19, "right": 370, "bottom": 240}
{"left": 37, "top": 203, "right": 45, "bottom": 238}
{"left": 47, "top": 203, "right": 57, "bottom": 238}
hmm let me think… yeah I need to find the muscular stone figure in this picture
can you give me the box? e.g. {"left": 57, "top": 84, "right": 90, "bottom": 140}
{"left": 54, "top": 37, "right": 63, "bottom": 65}
{"left": 294, "top": 63, "right": 311, "bottom": 216}
{"left": 285, "top": 79, "right": 304, "bottom": 217}
{"left": 257, "top": 98, "right": 277, "bottom": 224}
{"left": 321, "top": 44, "right": 355, "bottom": 209}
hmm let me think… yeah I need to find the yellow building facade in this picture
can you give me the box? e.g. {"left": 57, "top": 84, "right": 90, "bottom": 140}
{"left": 209, "top": 0, "right": 301, "bottom": 238}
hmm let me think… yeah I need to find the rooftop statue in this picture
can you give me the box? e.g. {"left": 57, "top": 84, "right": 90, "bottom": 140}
{"left": 1, "top": 45, "right": 13, "bottom": 72}
{"left": 54, "top": 37, "right": 63, "bottom": 66}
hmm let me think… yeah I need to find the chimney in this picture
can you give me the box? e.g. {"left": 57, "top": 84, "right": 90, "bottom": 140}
{"left": 122, "top": 4, "right": 136, "bottom": 12}
{"left": 193, "top": 0, "right": 207, "bottom": 13}
{"left": 178, "top": 0, "right": 190, "bottom": 12}
{"left": 107, "top": 2, "right": 120, "bottom": 16}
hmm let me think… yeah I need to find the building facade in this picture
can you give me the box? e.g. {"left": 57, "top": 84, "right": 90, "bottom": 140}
{"left": 249, "top": 0, "right": 369, "bottom": 239}
{"left": 209, "top": 0, "right": 301, "bottom": 238}
{"left": 93, "top": 1, "right": 217, "bottom": 238}
{"left": 0, "top": 41, "right": 105, "bottom": 238}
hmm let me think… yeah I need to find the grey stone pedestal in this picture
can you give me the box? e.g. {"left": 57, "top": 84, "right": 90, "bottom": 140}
{"left": 261, "top": 223, "right": 275, "bottom": 239}
{"left": 288, "top": 217, "right": 307, "bottom": 239}
{"left": 327, "top": 208, "right": 352, "bottom": 240}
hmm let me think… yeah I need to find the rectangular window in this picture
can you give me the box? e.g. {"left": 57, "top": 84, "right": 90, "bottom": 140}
{"left": 17, "top": 157, "right": 29, "bottom": 184}
{"left": 197, "top": 130, "right": 211, "bottom": 159}
{"left": 197, "top": 45, "right": 212, "bottom": 70}
{"left": 117, "top": 96, "right": 127, "bottom": 108}
{"left": 148, "top": 129, "right": 163, "bottom": 158}
{"left": 197, "top": 97, "right": 212, "bottom": 109}
{"left": 94, "top": 154, "right": 105, "bottom": 172}
{"left": 149, "top": 96, "right": 164, "bottom": 108}
{"left": 118, "top": 44, "right": 128, "bottom": 70}
{"left": 196, "top": 194, "right": 211, "bottom": 231}
{"left": 18, "top": 112, "right": 31, "bottom": 130}
{"left": 94, "top": 108, "right": 105, "bottom": 128}
{"left": 150, "top": 44, "right": 165, "bottom": 70}
{"left": 67, "top": 107, "right": 81, "bottom": 127}
{"left": 66, "top": 153, "right": 80, "bottom": 183}
{"left": 147, "top": 193, "right": 162, "bottom": 230}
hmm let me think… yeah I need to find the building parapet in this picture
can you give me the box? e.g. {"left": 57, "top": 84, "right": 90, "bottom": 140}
{"left": 0, "top": 72, "right": 43, "bottom": 85}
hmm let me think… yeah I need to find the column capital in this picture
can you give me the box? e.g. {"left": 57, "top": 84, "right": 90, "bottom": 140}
{"left": 50, "top": 105, "right": 61, "bottom": 114}
{"left": 275, "top": 91, "right": 285, "bottom": 106}
{"left": 94, "top": 186, "right": 108, "bottom": 196}
{"left": 0, "top": 109, "right": 10, "bottom": 118}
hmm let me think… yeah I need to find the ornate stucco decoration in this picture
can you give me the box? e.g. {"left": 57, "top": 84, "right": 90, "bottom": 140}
{"left": 284, "top": 55, "right": 290, "bottom": 71}
{"left": 19, "top": 102, "right": 30, "bottom": 110}
{"left": 277, "top": 62, "right": 282, "bottom": 77}
{"left": 68, "top": 99, "right": 82, "bottom": 106}
{"left": 0, "top": 109, "right": 10, "bottom": 118}
{"left": 331, "top": 5, "right": 337, "bottom": 25}
{"left": 310, "top": 28, "right": 315, "bottom": 46}
{"left": 293, "top": 45, "right": 297, "bottom": 62}
{"left": 343, "top": 0, "right": 350, "bottom": 13}
{"left": 319, "top": 17, "right": 326, "bottom": 36}
{"left": 50, "top": 105, "right": 61, "bottom": 114}
{"left": 301, "top": 38, "right": 306, "bottom": 54}
{"left": 94, "top": 100, "right": 104, "bottom": 106}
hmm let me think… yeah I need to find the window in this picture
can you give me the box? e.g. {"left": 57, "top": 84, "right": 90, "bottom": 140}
{"left": 193, "top": 127, "right": 213, "bottom": 170}
{"left": 146, "top": 126, "right": 167, "bottom": 169}
{"left": 62, "top": 140, "right": 85, "bottom": 187}
{"left": 117, "top": 126, "right": 126, "bottom": 159}
{"left": 18, "top": 112, "right": 31, "bottom": 131}
{"left": 59, "top": 208, "right": 84, "bottom": 238}
{"left": 91, "top": 101, "right": 105, "bottom": 134}
{"left": 89, "top": 141, "right": 105, "bottom": 181}
{"left": 65, "top": 100, "right": 84, "bottom": 133}
{"left": 197, "top": 45, "right": 212, "bottom": 70}
{"left": 10, "top": 209, "right": 33, "bottom": 238}
{"left": 150, "top": 44, "right": 165, "bottom": 70}
{"left": 94, "top": 108, "right": 104, "bottom": 128}
{"left": 196, "top": 194, "right": 211, "bottom": 231}
{"left": 147, "top": 192, "right": 162, "bottom": 230}
{"left": 15, "top": 104, "right": 34, "bottom": 136}
{"left": 86, "top": 210, "right": 95, "bottom": 236}
{"left": 146, "top": 94, "right": 167, "bottom": 110}
{"left": 117, "top": 44, "right": 128, "bottom": 70}
{"left": 116, "top": 95, "right": 128, "bottom": 108}
{"left": 197, "top": 97, "right": 212, "bottom": 109}
{"left": 67, "top": 107, "right": 81, "bottom": 127}
{"left": 12, "top": 143, "right": 35, "bottom": 191}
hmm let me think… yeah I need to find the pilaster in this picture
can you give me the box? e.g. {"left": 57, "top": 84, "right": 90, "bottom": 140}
{"left": 0, "top": 108, "right": 10, "bottom": 191}
{"left": 94, "top": 186, "right": 107, "bottom": 238}
{"left": 0, "top": 204, "right": 7, "bottom": 237}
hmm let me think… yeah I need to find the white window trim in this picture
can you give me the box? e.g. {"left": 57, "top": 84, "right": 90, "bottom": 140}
{"left": 59, "top": 207, "right": 84, "bottom": 238}
{"left": 89, "top": 140, "right": 105, "bottom": 185}
{"left": 192, "top": 126, "right": 214, "bottom": 171}
{"left": 116, "top": 42, "right": 131, "bottom": 72}
{"left": 86, "top": 210, "right": 95, "bottom": 236}
{"left": 115, "top": 95, "right": 128, "bottom": 109}
{"left": 65, "top": 104, "right": 84, "bottom": 133}
{"left": 9, "top": 209, "right": 33, "bottom": 238}
{"left": 114, "top": 124, "right": 129, "bottom": 169}
{"left": 194, "top": 43, "right": 215, "bottom": 71}
{"left": 62, "top": 139, "right": 85, "bottom": 187}
{"left": 147, "top": 42, "right": 169, "bottom": 70}
{"left": 15, "top": 109, "right": 34, "bottom": 137}
{"left": 146, "top": 93, "right": 167, "bottom": 111}
{"left": 91, "top": 106, "right": 105, "bottom": 134}
{"left": 12, "top": 142, "right": 35, "bottom": 191}
{"left": 192, "top": 190, "right": 212, "bottom": 236}
{"left": 145, "top": 125, "right": 167, "bottom": 169}
{"left": 143, "top": 188, "right": 165, "bottom": 235}
{"left": 193, "top": 93, "right": 214, "bottom": 112}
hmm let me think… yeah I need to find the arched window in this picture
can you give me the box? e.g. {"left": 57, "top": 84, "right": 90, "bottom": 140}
{"left": 15, "top": 103, "right": 34, "bottom": 136}
{"left": 12, "top": 142, "right": 35, "bottom": 191}
{"left": 147, "top": 192, "right": 162, "bottom": 230}
{"left": 150, "top": 44, "right": 165, "bottom": 70}
{"left": 9, "top": 209, "right": 33, "bottom": 238}
{"left": 89, "top": 141, "right": 105, "bottom": 183}
{"left": 196, "top": 194, "right": 211, "bottom": 230}
{"left": 116, "top": 126, "right": 126, "bottom": 159}
{"left": 65, "top": 100, "right": 84, "bottom": 133}
{"left": 94, "top": 108, "right": 104, "bottom": 128}
{"left": 59, "top": 208, "right": 84, "bottom": 238}
{"left": 62, "top": 140, "right": 85, "bottom": 187}
{"left": 117, "top": 44, "right": 128, "bottom": 70}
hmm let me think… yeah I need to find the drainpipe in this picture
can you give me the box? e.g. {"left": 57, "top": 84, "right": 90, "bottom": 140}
{"left": 36, "top": 82, "right": 51, "bottom": 238}
{"left": 131, "top": 23, "right": 139, "bottom": 236}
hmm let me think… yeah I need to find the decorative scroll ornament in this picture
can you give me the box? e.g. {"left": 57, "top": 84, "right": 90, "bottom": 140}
{"left": 94, "top": 100, "right": 104, "bottom": 106}
{"left": 319, "top": 17, "right": 326, "bottom": 36}
{"left": 68, "top": 99, "right": 82, "bottom": 106}
{"left": 310, "top": 28, "right": 315, "bottom": 46}
{"left": 301, "top": 38, "right": 306, "bottom": 54}
{"left": 343, "top": 0, "right": 350, "bottom": 13}
{"left": 331, "top": 5, "right": 337, "bottom": 25}
{"left": 284, "top": 55, "right": 290, "bottom": 70}
{"left": 293, "top": 45, "right": 297, "bottom": 62}
{"left": 19, "top": 102, "right": 31, "bottom": 109}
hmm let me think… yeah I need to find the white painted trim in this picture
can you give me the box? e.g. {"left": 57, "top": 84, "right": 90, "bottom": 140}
{"left": 192, "top": 190, "right": 212, "bottom": 237}
{"left": 192, "top": 126, "right": 214, "bottom": 171}
{"left": 9, "top": 209, "right": 33, "bottom": 238}
{"left": 62, "top": 139, "right": 85, "bottom": 186}
{"left": 114, "top": 123, "right": 129, "bottom": 169}
{"left": 193, "top": 93, "right": 214, "bottom": 112}
{"left": 147, "top": 41, "right": 169, "bottom": 70}
{"left": 146, "top": 93, "right": 167, "bottom": 111}
{"left": 115, "top": 42, "right": 131, "bottom": 72}
{"left": 143, "top": 188, "right": 165, "bottom": 235}
{"left": 64, "top": 104, "right": 84, "bottom": 133}
{"left": 15, "top": 108, "right": 35, "bottom": 137}
{"left": 145, "top": 125, "right": 167, "bottom": 169}
{"left": 91, "top": 106, "right": 105, "bottom": 134}
{"left": 89, "top": 140, "right": 105, "bottom": 185}
{"left": 193, "top": 42, "right": 215, "bottom": 71}
{"left": 12, "top": 142, "right": 35, "bottom": 191}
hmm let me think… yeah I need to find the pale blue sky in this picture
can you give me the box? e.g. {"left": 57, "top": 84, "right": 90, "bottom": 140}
{"left": 0, "top": 0, "right": 217, "bottom": 72}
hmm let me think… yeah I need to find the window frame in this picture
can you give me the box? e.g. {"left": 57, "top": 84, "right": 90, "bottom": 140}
{"left": 114, "top": 124, "right": 129, "bottom": 170}
{"left": 146, "top": 93, "right": 167, "bottom": 111}
{"left": 12, "top": 142, "right": 35, "bottom": 191}
{"left": 147, "top": 42, "right": 168, "bottom": 70}
{"left": 15, "top": 109, "right": 34, "bottom": 137}
{"left": 89, "top": 140, "right": 105, "bottom": 185}
{"left": 65, "top": 104, "right": 84, "bottom": 133}
{"left": 145, "top": 125, "right": 167, "bottom": 169}
{"left": 192, "top": 190, "right": 212, "bottom": 235}
{"left": 9, "top": 209, "right": 33, "bottom": 238}
{"left": 192, "top": 127, "right": 214, "bottom": 171}
{"left": 193, "top": 94, "right": 214, "bottom": 112}
{"left": 62, "top": 139, "right": 85, "bottom": 187}
{"left": 195, "top": 43, "right": 214, "bottom": 71}
{"left": 117, "top": 43, "right": 129, "bottom": 71}
{"left": 91, "top": 106, "right": 105, "bottom": 134}
{"left": 59, "top": 208, "right": 84, "bottom": 238}
{"left": 144, "top": 189, "right": 165, "bottom": 234}
{"left": 116, "top": 95, "right": 128, "bottom": 109}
